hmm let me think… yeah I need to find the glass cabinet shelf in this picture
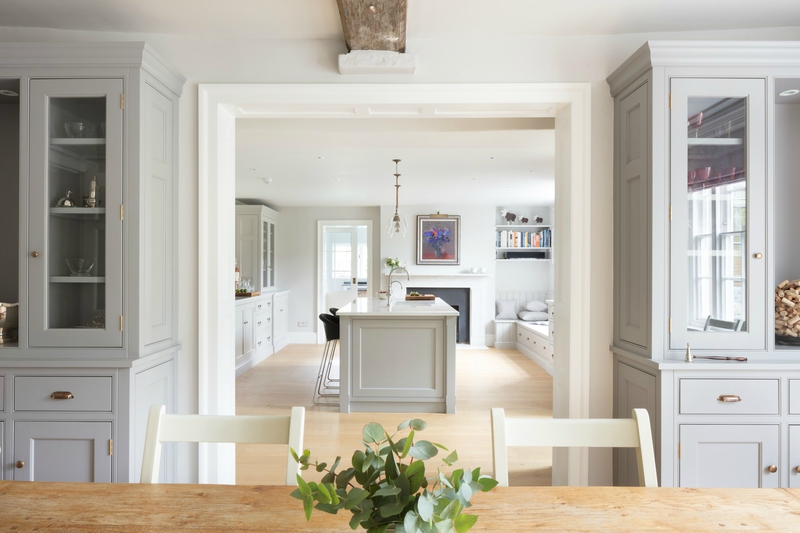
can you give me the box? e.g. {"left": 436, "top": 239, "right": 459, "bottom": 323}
{"left": 49, "top": 276, "right": 106, "bottom": 284}
{"left": 50, "top": 207, "right": 106, "bottom": 219}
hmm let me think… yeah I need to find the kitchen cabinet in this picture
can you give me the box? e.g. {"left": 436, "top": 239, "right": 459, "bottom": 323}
{"left": 235, "top": 205, "right": 277, "bottom": 293}
{"left": 235, "top": 293, "right": 281, "bottom": 377}
{"left": 789, "top": 426, "right": 800, "bottom": 488}
{"left": 0, "top": 42, "right": 184, "bottom": 483}
{"left": 608, "top": 40, "right": 800, "bottom": 488}
{"left": 273, "top": 290, "right": 289, "bottom": 353}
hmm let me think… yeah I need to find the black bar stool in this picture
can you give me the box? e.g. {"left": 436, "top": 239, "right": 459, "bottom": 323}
{"left": 313, "top": 313, "right": 340, "bottom": 405}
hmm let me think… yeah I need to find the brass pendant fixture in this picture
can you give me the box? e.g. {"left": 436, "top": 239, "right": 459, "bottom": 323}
{"left": 386, "top": 159, "right": 408, "bottom": 238}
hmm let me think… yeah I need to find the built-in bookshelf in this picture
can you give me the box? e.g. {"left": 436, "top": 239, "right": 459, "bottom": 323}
{"left": 495, "top": 224, "right": 552, "bottom": 262}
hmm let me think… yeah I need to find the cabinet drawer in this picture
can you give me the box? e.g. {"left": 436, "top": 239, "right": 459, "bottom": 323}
{"left": 791, "top": 380, "right": 800, "bottom": 415}
{"left": 679, "top": 379, "right": 778, "bottom": 415}
{"left": 255, "top": 331, "right": 274, "bottom": 355}
{"left": 254, "top": 310, "right": 272, "bottom": 333}
{"left": 255, "top": 299, "right": 272, "bottom": 313}
{"left": 14, "top": 376, "right": 113, "bottom": 412}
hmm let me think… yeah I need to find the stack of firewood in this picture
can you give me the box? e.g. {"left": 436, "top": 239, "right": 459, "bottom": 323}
{"left": 775, "top": 279, "right": 800, "bottom": 337}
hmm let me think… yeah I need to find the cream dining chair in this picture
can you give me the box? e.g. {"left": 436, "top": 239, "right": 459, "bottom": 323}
{"left": 141, "top": 405, "right": 305, "bottom": 485}
{"left": 491, "top": 407, "right": 658, "bottom": 487}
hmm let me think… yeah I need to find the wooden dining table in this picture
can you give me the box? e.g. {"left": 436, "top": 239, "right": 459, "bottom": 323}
{"left": 1, "top": 480, "right": 799, "bottom": 532}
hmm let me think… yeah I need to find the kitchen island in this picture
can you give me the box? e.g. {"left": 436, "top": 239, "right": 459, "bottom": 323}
{"left": 337, "top": 297, "right": 458, "bottom": 413}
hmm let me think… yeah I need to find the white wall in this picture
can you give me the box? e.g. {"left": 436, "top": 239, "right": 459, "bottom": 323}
{"left": 275, "top": 206, "right": 380, "bottom": 339}
{"left": 3, "top": 24, "right": 800, "bottom": 484}
{"left": 0, "top": 104, "right": 19, "bottom": 303}
{"left": 495, "top": 204, "right": 554, "bottom": 294}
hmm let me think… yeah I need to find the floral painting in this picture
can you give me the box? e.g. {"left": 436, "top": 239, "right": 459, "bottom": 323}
{"left": 416, "top": 215, "right": 460, "bottom": 265}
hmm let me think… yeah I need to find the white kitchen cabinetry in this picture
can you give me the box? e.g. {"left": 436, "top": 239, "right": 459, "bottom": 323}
{"left": 235, "top": 205, "right": 277, "bottom": 294}
{"left": 608, "top": 41, "right": 800, "bottom": 488}
{"left": 235, "top": 293, "right": 285, "bottom": 377}
{"left": 0, "top": 43, "right": 184, "bottom": 483}
{"left": 790, "top": 425, "right": 800, "bottom": 488}
{"left": 273, "top": 290, "right": 289, "bottom": 353}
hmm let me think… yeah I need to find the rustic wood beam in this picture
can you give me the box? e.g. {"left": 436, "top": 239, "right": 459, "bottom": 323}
{"left": 336, "top": 0, "right": 408, "bottom": 53}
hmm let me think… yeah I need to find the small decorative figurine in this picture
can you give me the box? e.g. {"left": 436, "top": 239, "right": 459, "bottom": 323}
{"left": 83, "top": 176, "right": 98, "bottom": 208}
{"left": 533, "top": 215, "right": 544, "bottom": 224}
{"left": 500, "top": 209, "right": 517, "bottom": 224}
{"left": 520, "top": 217, "right": 529, "bottom": 224}
{"left": 56, "top": 190, "right": 76, "bottom": 207}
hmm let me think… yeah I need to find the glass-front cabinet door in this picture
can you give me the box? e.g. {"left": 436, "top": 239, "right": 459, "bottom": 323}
{"left": 28, "top": 79, "right": 123, "bottom": 348}
{"left": 670, "top": 78, "right": 766, "bottom": 351}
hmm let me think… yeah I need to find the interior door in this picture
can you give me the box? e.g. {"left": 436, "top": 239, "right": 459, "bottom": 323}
{"left": 324, "top": 228, "right": 360, "bottom": 317}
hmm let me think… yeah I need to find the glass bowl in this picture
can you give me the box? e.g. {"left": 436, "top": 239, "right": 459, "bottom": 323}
{"left": 64, "top": 122, "right": 95, "bottom": 138}
{"left": 65, "top": 258, "right": 95, "bottom": 277}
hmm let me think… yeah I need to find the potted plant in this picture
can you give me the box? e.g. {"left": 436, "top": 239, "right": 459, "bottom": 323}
{"left": 291, "top": 418, "right": 498, "bottom": 533}
{"left": 385, "top": 257, "right": 401, "bottom": 272}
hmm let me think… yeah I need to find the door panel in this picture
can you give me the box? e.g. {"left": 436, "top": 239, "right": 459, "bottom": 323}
{"left": 790, "top": 425, "right": 800, "bottom": 488}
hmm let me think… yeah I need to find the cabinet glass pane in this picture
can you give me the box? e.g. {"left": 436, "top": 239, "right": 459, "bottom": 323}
{"left": 47, "top": 96, "right": 107, "bottom": 330}
{"left": 686, "top": 97, "right": 747, "bottom": 333}
{"left": 269, "top": 222, "right": 275, "bottom": 287}
{"left": 262, "top": 220, "right": 268, "bottom": 289}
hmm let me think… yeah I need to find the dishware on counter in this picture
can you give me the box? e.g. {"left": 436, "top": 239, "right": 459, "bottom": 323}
{"left": 0, "top": 302, "right": 19, "bottom": 343}
{"left": 376, "top": 291, "right": 388, "bottom": 301}
{"left": 65, "top": 258, "right": 95, "bottom": 277}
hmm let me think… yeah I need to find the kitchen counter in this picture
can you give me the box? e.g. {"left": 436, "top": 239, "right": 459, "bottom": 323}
{"left": 338, "top": 298, "right": 458, "bottom": 414}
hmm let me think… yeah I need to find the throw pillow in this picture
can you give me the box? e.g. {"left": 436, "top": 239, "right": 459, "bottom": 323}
{"left": 518, "top": 311, "right": 549, "bottom": 321}
{"left": 524, "top": 300, "right": 548, "bottom": 312}
{"left": 495, "top": 299, "right": 518, "bottom": 320}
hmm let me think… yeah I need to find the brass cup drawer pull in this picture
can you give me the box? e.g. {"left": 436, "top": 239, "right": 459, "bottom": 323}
{"left": 717, "top": 394, "right": 741, "bottom": 403}
{"left": 768, "top": 465, "right": 778, "bottom": 473}
{"left": 50, "top": 391, "right": 75, "bottom": 400}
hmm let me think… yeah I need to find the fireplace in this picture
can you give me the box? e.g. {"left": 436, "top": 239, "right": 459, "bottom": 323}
{"left": 408, "top": 287, "right": 470, "bottom": 343}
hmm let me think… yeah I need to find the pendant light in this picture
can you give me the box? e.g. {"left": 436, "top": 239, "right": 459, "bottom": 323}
{"left": 386, "top": 158, "right": 408, "bottom": 238}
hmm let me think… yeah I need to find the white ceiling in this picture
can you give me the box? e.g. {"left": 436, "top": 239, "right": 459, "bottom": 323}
{"left": 235, "top": 118, "right": 555, "bottom": 207}
{"left": 0, "top": 0, "right": 798, "bottom": 39}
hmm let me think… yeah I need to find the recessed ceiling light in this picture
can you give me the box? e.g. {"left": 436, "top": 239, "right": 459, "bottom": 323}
{"left": 0, "top": 89, "right": 18, "bottom": 97}
{"left": 262, "top": 178, "right": 273, "bottom": 185}
{"left": 317, "top": 156, "right": 325, "bottom": 160}
{"left": 779, "top": 89, "right": 800, "bottom": 96}
{"left": 488, "top": 156, "right": 495, "bottom": 160}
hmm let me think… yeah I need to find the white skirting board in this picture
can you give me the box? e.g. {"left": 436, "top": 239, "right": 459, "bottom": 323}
{"left": 493, "top": 341, "right": 517, "bottom": 349}
{"left": 235, "top": 350, "right": 272, "bottom": 378}
{"left": 288, "top": 332, "right": 318, "bottom": 344}
{"left": 516, "top": 342, "right": 554, "bottom": 376}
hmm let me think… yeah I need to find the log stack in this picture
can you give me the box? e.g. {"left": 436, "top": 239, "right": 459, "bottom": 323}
{"left": 775, "top": 279, "right": 800, "bottom": 337}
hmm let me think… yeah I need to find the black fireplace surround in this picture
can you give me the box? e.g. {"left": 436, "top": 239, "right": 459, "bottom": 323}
{"left": 407, "top": 287, "right": 470, "bottom": 343}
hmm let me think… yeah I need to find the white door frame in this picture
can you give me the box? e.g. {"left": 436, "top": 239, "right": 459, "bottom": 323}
{"left": 198, "top": 83, "right": 592, "bottom": 485}
{"left": 317, "top": 219, "right": 374, "bottom": 343}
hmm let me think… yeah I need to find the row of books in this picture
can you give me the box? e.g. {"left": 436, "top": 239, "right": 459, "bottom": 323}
{"left": 496, "top": 229, "right": 552, "bottom": 248}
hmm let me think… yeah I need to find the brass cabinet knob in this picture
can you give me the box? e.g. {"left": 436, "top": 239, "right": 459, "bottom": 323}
{"left": 754, "top": 253, "right": 763, "bottom": 259}
{"left": 768, "top": 465, "right": 777, "bottom": 473}
{"left": 796, "top": 466, "right": 800, "bottom": 474}
{"left": 31, "top": 252, "right": 39, "bottom": 258}
{"left": 16, "top": 460, "right": 24, "bottom": 469}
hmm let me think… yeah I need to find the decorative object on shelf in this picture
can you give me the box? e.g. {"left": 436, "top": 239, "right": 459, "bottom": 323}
{"left": 385, "top": 257, "right": 401, "bottom": 269}
{"left": 775, "top": 278, "right": 800, "bottom": 344}
{"left": 520, "top": 217, "right": 528, "bottom": 224}
{"left": 290, "top": 418, "right": 497, "bottom": 533}
{"left": 0, "top": 301, "right": 19, "bottom": 343}
{"left": 417, "top": 214, "right": 460, "bottom": 265}
{"left": 685, "top": 343, "right": 693, "bottom": 363}
{"left": 56, "top": 190, "right": 76, "bottom": 207}
{"left": 499, "top": 209, "right": 516, "bottom": 224}
{"left": 65, "top": 258, "right": 94, "bottom": 277}
{"left": 533, "top": 215, "right": 544, "bottom": 224}
{"left": 386, "top": 159, "right": 408, "bottom": 238}
{"left": 234, "top": 258, "right": 240, "bottom": 290}
{"left": 83, "top": 176, "right": 98, "bottom": 208}
{"left": 64, "top": 121, "right": 95, "bottom": 138}
{"left": 78, "top": 311, "right": 105, "bottom": 329}
{"left": 235, "top": 290, "right": 261, "bottom": 298}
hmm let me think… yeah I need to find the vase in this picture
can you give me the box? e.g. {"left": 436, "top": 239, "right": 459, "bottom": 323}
{"left": 434, "top": 247, "right": 441, "bottom": 258}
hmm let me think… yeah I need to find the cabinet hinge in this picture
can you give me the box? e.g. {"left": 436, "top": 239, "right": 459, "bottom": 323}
{"left": 120, "top": 204, "right": 124, "bottom": 221}
{"left": 669, "top": 318, "right": 672, "bottom": 333}
{"left": 678, "top": 441, "right": 681, "bottom": 459}
{"left": 120, "top": 316, "right": 124, "bottom": 332}
{"left": 669, "top": 93, "right": 673, "bottom": 110}
{"left": 120, "top": 94, "right": 124, "bottom": 110}
{"left": 669, "top": 205, "right": 672, "bottom": 222}
{"left": 109, "top": 438, "right": 114, "bottom": 456}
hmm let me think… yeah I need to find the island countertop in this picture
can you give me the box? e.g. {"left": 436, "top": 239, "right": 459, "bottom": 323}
{"left": 337, "top": 297, "right": 459, "bottom": 317}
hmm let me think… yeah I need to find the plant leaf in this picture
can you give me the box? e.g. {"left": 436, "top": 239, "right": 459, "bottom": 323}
{"left": 408, "top": 440, "right": 438, "bottom": 461}
{"left": 331, "top": 456, "right": 342, "bottom": 472}
{"left": 380, "top": 500, "right": 406, "bottom": 518}
{"left": 363, "top": 422, "right": 386, "bottom": 444}
{"left": 302, "top": 495, "right": 314, "bottom": 521}
{"left": 290, "top": 447, "right": 300, "bottom": 463}
{"left": 404, "top": 510, "right": 420, "bottom": 533}
{"left": 363, "top": 449, "right": 376, "bottom": 473}
{"left": 343, "top": 487, "right": 370, "bottom": 510}
{"left": 374, "top": 485, "right": 402, "bottom": 497}
{"left": 431, "top": 442, "right": 449, "bottom": 451}
{"left": 317, "top": 482, "right": 332, "bottom": 504}
{"left": 397, "top": 419, "right": 412, "bottom": 431}
{"left": 435, "top": 519, "right": 453, "bottom": 532}
{"left": 442, "top": 450, "right": 458, "bottom": 467}
{"left": 385, "top": 450, "right": 399, "bottom": 480}
{"left": 336, "top": 467, "right": 357, "bottom": 489}
{"left": 401, "top": 430, "right": 415, "bottom": 458}
{"left": 352, "top": 450, "right": 366, "bottom": 472}
{"left": 453, "top": 514, "right": 478, "bottom": 533}
{"left": 408, "top": 419, "right": 428, "bottom": 431}
{"left": 417, "top": 495, "right": 434, "bottom": 522}
{"left": 316, "top": 462, "right": 328, "bottom": 472}
{"left": 314, "top": 502, "right": 341, "bottom": 514}
{"left": 477, "top": 477, "right": 499, "bottom": 492}
{"left": 321, "top": 470, "right": 336, "bottom": 484}
{"left": 289, "top": 487, "right": 303, "bottom": 500}
{"left": 296, "top": 474, "right": 311, "bottom": 497}
{"left": 471, "top": 468, "right": 481, "bottom": 481}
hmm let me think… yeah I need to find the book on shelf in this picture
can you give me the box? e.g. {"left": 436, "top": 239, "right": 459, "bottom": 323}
{"left": 495, "top": 228, "right": 552, "bottom": 249}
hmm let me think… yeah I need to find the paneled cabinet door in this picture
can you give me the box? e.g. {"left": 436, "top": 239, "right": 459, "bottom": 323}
{"left": 669, "top": 78, "right": 766, "bottom": 350}
{"left": 14, "top": 421, "right": 112, "bottom": 482}
{"left": 791, "top": 425, "right": 800, "bottom": 488}
{"left": 28, "top": 79, "right": 124, "bottom": 348}
{"left": 274, "top": 293, "right": 288, "bottom": 343}
{"left": 679, "top": 424, "right": 778, "bottom": 488}
{"left": 235, "top": 306, "right": 245, "bottom": 359}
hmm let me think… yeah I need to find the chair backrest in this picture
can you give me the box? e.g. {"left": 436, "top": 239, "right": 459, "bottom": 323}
{"left": 319, "top": 313, "right": 340, "bottom": 341}
{"left": 490, "top": 408, "right": 657, "bottom": 487}
{"left": 140, "top": 405, "right": 305, "bottom": 485}
{"left": 703, "top": 315, "right": 741, "bottom": 332}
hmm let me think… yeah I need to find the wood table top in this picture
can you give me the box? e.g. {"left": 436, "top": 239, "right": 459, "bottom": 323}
{"left": 1, "top": 481, "right": 799, "bottom": 532}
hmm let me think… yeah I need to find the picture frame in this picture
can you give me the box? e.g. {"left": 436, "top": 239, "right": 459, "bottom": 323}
{"left": 416, "top": 214, "right": 460, "bottom": 265}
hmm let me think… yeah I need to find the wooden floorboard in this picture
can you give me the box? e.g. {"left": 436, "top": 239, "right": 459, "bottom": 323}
{"left": 236, "top": 344, "right": 553, "bottom": 486}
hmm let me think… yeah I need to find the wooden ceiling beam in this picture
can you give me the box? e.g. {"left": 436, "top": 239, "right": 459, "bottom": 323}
{"left": 336, "top": 0, "right": 408, "bottom": 53}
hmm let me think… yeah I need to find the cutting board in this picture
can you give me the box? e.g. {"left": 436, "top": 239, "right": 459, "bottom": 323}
{"left": 405, "top": 294, "right": 435, "bottom": 301}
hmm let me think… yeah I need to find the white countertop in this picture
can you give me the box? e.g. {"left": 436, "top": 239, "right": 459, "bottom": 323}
{"left": 337, "top": 297, "right": 459, "bottom": 317}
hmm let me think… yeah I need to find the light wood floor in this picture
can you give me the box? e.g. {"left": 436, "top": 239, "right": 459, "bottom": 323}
{"left": 236, "top": 344, "right": 553, "bottom": 486}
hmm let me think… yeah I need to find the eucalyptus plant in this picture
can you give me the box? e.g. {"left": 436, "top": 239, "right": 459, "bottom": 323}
{"left": 290, "top": 418, "right": 498, "bottom": 533}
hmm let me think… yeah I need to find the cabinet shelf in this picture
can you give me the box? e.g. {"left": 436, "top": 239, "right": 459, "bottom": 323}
{"left": 496, "top": 258, "right": 552, "bottom": 262}
{"left": 496, "top": 247, "right": 551, "bottom": 251}
{"left": 49, "top": 276, "right": 105, "bottom": 284}
{"left": 495, "top": 224, "right": 550, "bottom": 229}
{"left": 50, "top": 138, "right": 105, "bottom": 160}
{"left": 50, "top": 207, "right": 106, "bottom": 219}
{"left": 687, "top": 138, "right": 743, "bottom": 146}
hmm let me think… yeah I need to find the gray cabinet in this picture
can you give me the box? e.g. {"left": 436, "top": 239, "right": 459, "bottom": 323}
{"left": 790, "top": 426, "right": 800, "bottom": 488}
{"left": 132, "top": 361, "right": 174, "bottom": 483}
{"left": 273, "top": 290, "right": 289, "bottom": 352}
{"left": 679, "top": 424, "right": 779, "bottom": 488}
{"left": 0, "top": 42, "right": 183, "bottom": 483}
{"left": 614, "top": 362, "right": 657, "bottom": 487}
{"left": 14, "top": 421, "right": 112, "bottom": 482}
{"left": 235, "top": 294, "right": 278, "bottom": 377}
{"left": 235, "top": 205, "right": 277, "bottom": 294}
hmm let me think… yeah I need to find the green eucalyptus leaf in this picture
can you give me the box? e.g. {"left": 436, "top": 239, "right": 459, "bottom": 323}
{"left": 408, "top": 440, "right": 438, "bottom": 460}
{"left": 352, "top": 450, "right": 366, "bottom": 472}
{"left": 408, "top": 419, "right": 427, "bottom": 431}
{"left": 317, "top": 482, "right": 332, "bottom": 504}
{"left": 327, "top": 483, "right": 340, "bottom": 505}
{"left": 453, "top": 513, "right": 478, "bottom": 533}
{"left": 434, "top": 518, "right": 453, "bottom": 532}
{"left": 363, "top": 422, "right": 386, "bottom": 444}
{"left": 450, "top": 468, "right": 464, "bottom": 491}
{"left": 401, "top": 431, "right": 415, "bottom": 458}
{"left": 477, "top": 477, "right": 499, "bottom": 492}
{"left": 385, "top": 451, "right": 399, "bottom": 480}
{"left": 337, "top": 467, "right": 357, "bottom": 489}
{"left": 397, "top": 419, "right": 412, "bottom": 431}
{"left": 442, "top": 450, "right": 458, "bottom": 467}
{"left": 404, "top": 510, "right": 420, "bottom": 533}
{"left": 420, "top": 520, "right": 436, "bottom": 533}
{"left": 302, "top": 495, "right": 314, "bottom": 521}
{"left": 314, "top": 502, "right": 341, "bottom": 514}
{"left": 471, "top": 468, "right": 481, "bottom": 481}
{"left": 385, "top": 432, "right": 401, "bottom": 456}
{"left": 431, "top": 442, "right": 448, "bottom": 451}
{"left": 374, "top": 485, "right": 402, "bottom": 497}
{"left": 405, "top": 460, "right": 425, "bottom": 478}
{"left": 417, "top": 495, "right": 434, "bottom": 522}
{"left": 343, "top": 487, "right": 370, "bottom": 510}
{"left": 290, "top": 447, "right": 300, "bottom": 463}
{"left": 321, "top": 470, "right": 336, "bottom": 484}
{"left": 380, "top": 500, "right": 406, "bottom": 518}
{"left": 395, "top": 472, "right": 411, "bottom": 499}
{"left": 331, "top": 456, "right": 342, "bottom": 472}
{"left": 363, "top": 450, "right": 376, "bottom": 473}
{"left": 316, "top": 462, "right": 328, "bottom": 472}
{"left": 371, "top": 524, "right": 390, "bottom": 533}
{"left": 297, "top": 474, "right": 311, "bottom": 497}
{"left": 289, "top": 487, "right": 303, "bottom": 500}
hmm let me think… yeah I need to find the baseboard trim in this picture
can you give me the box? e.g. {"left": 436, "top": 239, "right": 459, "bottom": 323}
{"left": 516, "top": 343, "right": 554, "bottom": 376}
{"left": 235, "top": 349, "right": 273, "bottom": 378}
{"left": 494, "top": 341, "right": 516, "bottom": 350}
{"left": 288, "top": 332, "right": 317, "bottom": 344}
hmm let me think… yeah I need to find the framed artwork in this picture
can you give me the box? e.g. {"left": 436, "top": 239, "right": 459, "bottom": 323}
{"left": 416, "top": 215, "right": 460, "bottom": 265}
